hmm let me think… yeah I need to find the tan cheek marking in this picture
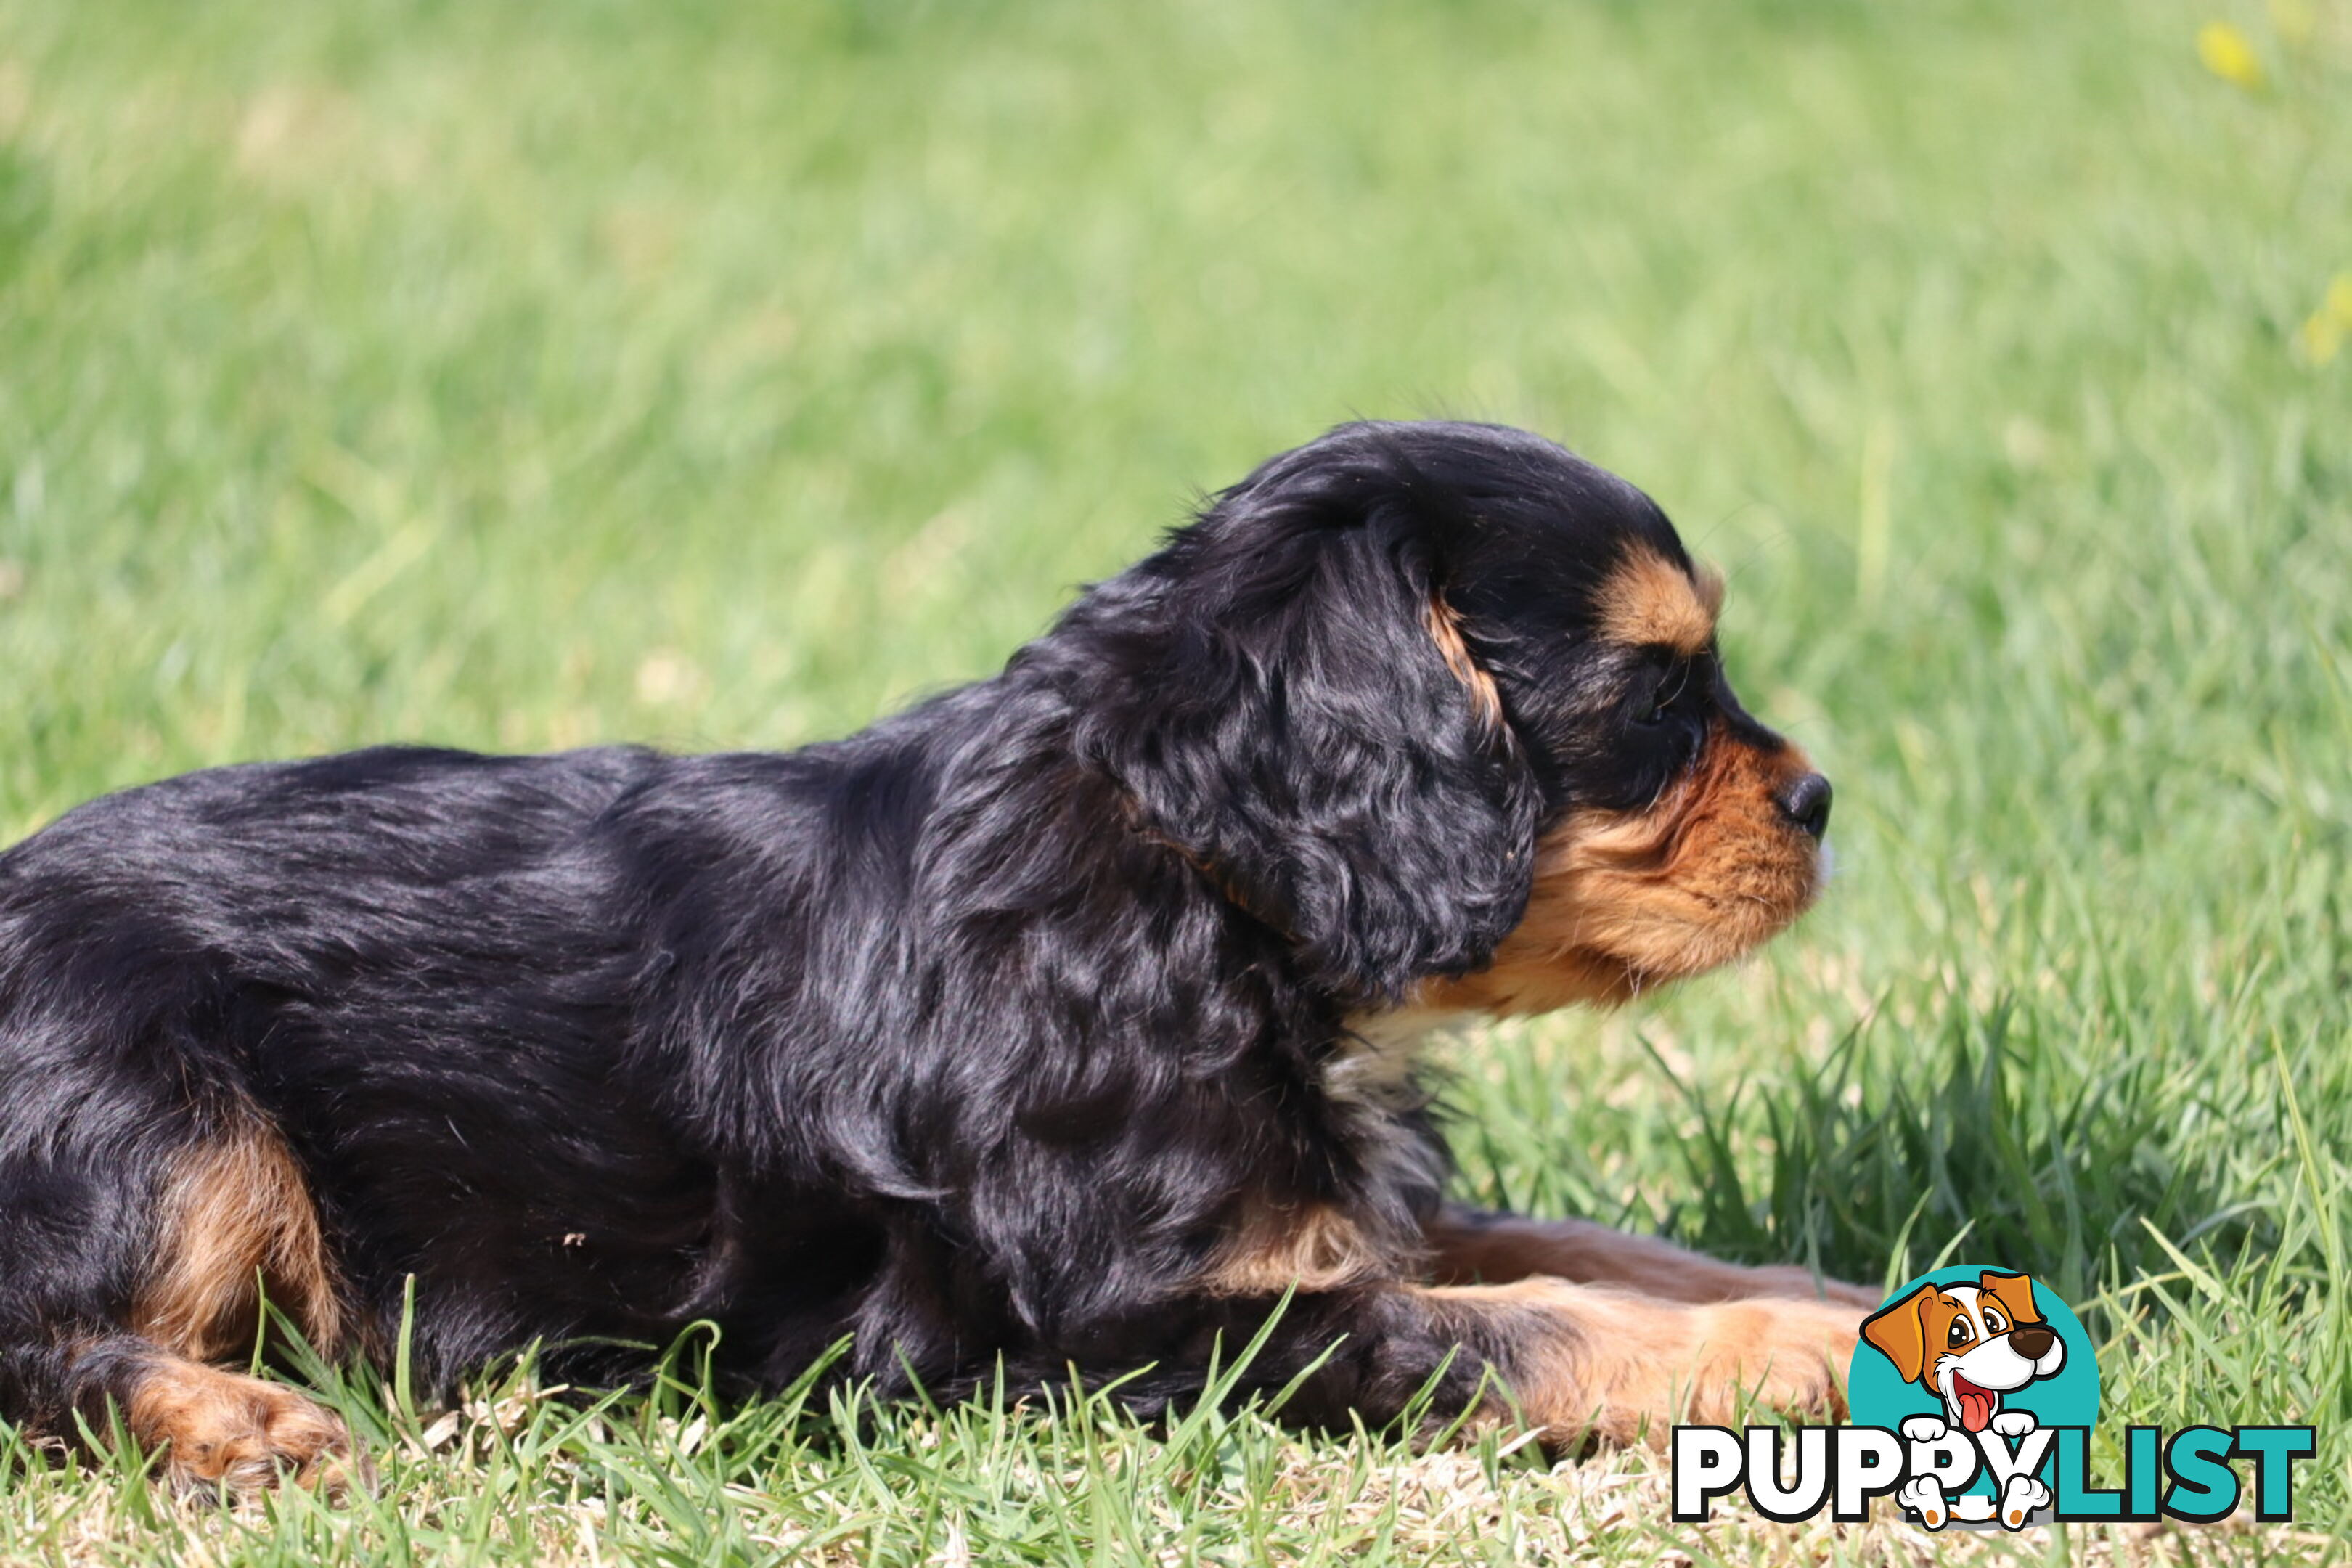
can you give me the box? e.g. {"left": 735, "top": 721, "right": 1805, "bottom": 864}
{"left": 1596, "top": 550, "right": 1720, "bottom": 656}
{"left": 1197, "top": 1200, "right": 1399, "bottom": 1297}
{"left": 1423, "top": 594, "right": 1505, "bottom": 733}
{"left": 134, "top": 1122, "right": 346, "bottom": 1363}
{"left": 1418, "top": 727, "right": 1822, "bottom": 1018}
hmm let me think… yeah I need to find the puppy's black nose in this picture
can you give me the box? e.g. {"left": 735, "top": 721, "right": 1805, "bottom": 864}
{"left": 1777, "top": 773, "right": 1832, "bottom": 839}
{"left": 2007, "top": 1323, "right": 2055, "bottom": 1359}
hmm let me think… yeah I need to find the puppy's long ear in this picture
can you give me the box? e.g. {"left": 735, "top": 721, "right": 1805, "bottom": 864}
{"left": 1861, "top": 1286, "right": 1936, "bottom": 1384}
{"left": 1079, "top": 438, "right": 1540, "bottom": 1002}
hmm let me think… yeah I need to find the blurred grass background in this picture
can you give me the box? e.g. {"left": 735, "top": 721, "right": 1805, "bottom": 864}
{"left": 2, "top": 0, "right": 2350, "bottom": 1560}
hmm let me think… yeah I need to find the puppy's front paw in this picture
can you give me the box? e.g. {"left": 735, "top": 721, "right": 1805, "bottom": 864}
{"left": 129, "top": 1361, "right": 359, "bottom": 1499}
{"left": 1901, "top": 1415, "right": 1949, "bottom": 1444}
{"left": 1990, "top": 1410, "right": 2038, "bottom": 1439}
{"left": 1998, "top": 1474, "right": 2051, "bottom": 1530}
{"left": 1896, "top": 1475, "right": 1951, "bottom": 1530}
{"left": 1486, "top": 1282, "right": 1861, "bottom": 1447}
{"left": 1686, "top": 1296, "right": 1863, "bottom": 1426}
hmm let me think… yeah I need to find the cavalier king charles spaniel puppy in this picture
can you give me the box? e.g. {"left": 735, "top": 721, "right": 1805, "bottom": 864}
{"left": 0, "top": 420, "right": 1868, "bottom": 1494}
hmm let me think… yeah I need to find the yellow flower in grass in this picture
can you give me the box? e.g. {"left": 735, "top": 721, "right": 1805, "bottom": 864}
{"left": 2295, "top": 275, "right": 2352, "bottom": 367}
{"left": 2197, "top": 20, "right": 2266, "bottom": 89}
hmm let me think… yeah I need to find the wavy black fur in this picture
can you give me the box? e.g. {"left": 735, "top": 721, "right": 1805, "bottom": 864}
{"left": 0, "top": 420, "right": 1724, "bottom": 1437}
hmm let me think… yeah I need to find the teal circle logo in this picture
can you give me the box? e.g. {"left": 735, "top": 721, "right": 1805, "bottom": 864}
{"left": 1848, "top": 1265, "right": 2099, "bottom": 1521}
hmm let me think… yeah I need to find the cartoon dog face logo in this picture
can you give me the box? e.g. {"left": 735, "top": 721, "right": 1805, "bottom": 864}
{"left": 1861, "top": 1270, "right": 2066, "bottom": 1433}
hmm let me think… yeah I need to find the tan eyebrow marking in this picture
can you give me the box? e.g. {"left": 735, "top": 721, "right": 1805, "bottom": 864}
{"left": 1595, "top": 549, "right": 1721, "bottom": 656}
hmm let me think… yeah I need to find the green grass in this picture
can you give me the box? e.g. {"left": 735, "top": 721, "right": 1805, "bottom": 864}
{"left": 2, "top": 0, "right": 2350, "bottom": 1561}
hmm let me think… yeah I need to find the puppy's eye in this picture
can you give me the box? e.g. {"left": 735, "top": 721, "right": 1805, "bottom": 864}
{"left": 1947, "top": 1319, "right": 1974, "bottom": 1349}
{"left": 1982, "top": 1307, "right": 2007, "bottom": 1334}
{"left": 1633, "top": 666, "right": 1689, "bottom": 727}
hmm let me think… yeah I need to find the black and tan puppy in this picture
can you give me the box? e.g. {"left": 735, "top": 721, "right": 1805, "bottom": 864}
{"left": 0, "top": 420, "right": 1866, "bottom": 1493}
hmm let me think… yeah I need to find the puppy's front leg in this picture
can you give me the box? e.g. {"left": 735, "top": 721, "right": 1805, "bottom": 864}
{"left": 1424, "top": 1204, "right": 1879, "bottom": 1308}
{"left": 1265, "top": 1277, "right": 1859, "bottom": 1448}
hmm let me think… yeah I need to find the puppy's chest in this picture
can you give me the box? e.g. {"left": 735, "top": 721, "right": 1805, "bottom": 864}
{"left": 1320, "top": 1008, "right": 1466, "bottom": 1202}
{"left": 1326, "top": 1006, "right": 1466, "bottom": 1114}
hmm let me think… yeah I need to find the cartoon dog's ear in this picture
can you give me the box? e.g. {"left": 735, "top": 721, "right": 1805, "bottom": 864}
{"left": 1978, "top": 1270, "right": 2044, "bottom": 1326}
{"left": 1077, "top": 431, "right": 1540, "bottom": 1002}
{"left": 1861, "top": 1286, "right": 1937, "bottom": 1383}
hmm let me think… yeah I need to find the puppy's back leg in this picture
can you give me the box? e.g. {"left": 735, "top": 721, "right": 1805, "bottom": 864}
{"left": 0, "top": 1124, "right": 355, "bottom": 1495}
{"left": 130, "top": 1119, "right": 348, "bottom": 1366}
{"left": 63, "top": 1336, "right": 356, "bottom": 1496}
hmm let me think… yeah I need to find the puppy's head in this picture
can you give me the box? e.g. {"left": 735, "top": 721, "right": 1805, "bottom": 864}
{"left": 1074, "top": 420, "right": 1827, "bottom": 1008}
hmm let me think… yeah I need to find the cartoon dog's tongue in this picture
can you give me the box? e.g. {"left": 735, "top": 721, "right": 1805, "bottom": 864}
{"left": 1951, "top": 1374, "right": 1995, "bottom": 1432}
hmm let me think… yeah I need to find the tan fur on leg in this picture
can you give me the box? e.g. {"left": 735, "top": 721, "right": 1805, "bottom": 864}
{"left": 123, "top": 1352, "right": 356, "bottom": 1498}
{"left": 134, "top": 1119, "right": 345, "bottom": 1363}
{"left": 1417, "top": 1277, "right": 1861, "bottom": 1447}
{"left": 1424, "top": 1204, "right": 1879, "bottom": 1307}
